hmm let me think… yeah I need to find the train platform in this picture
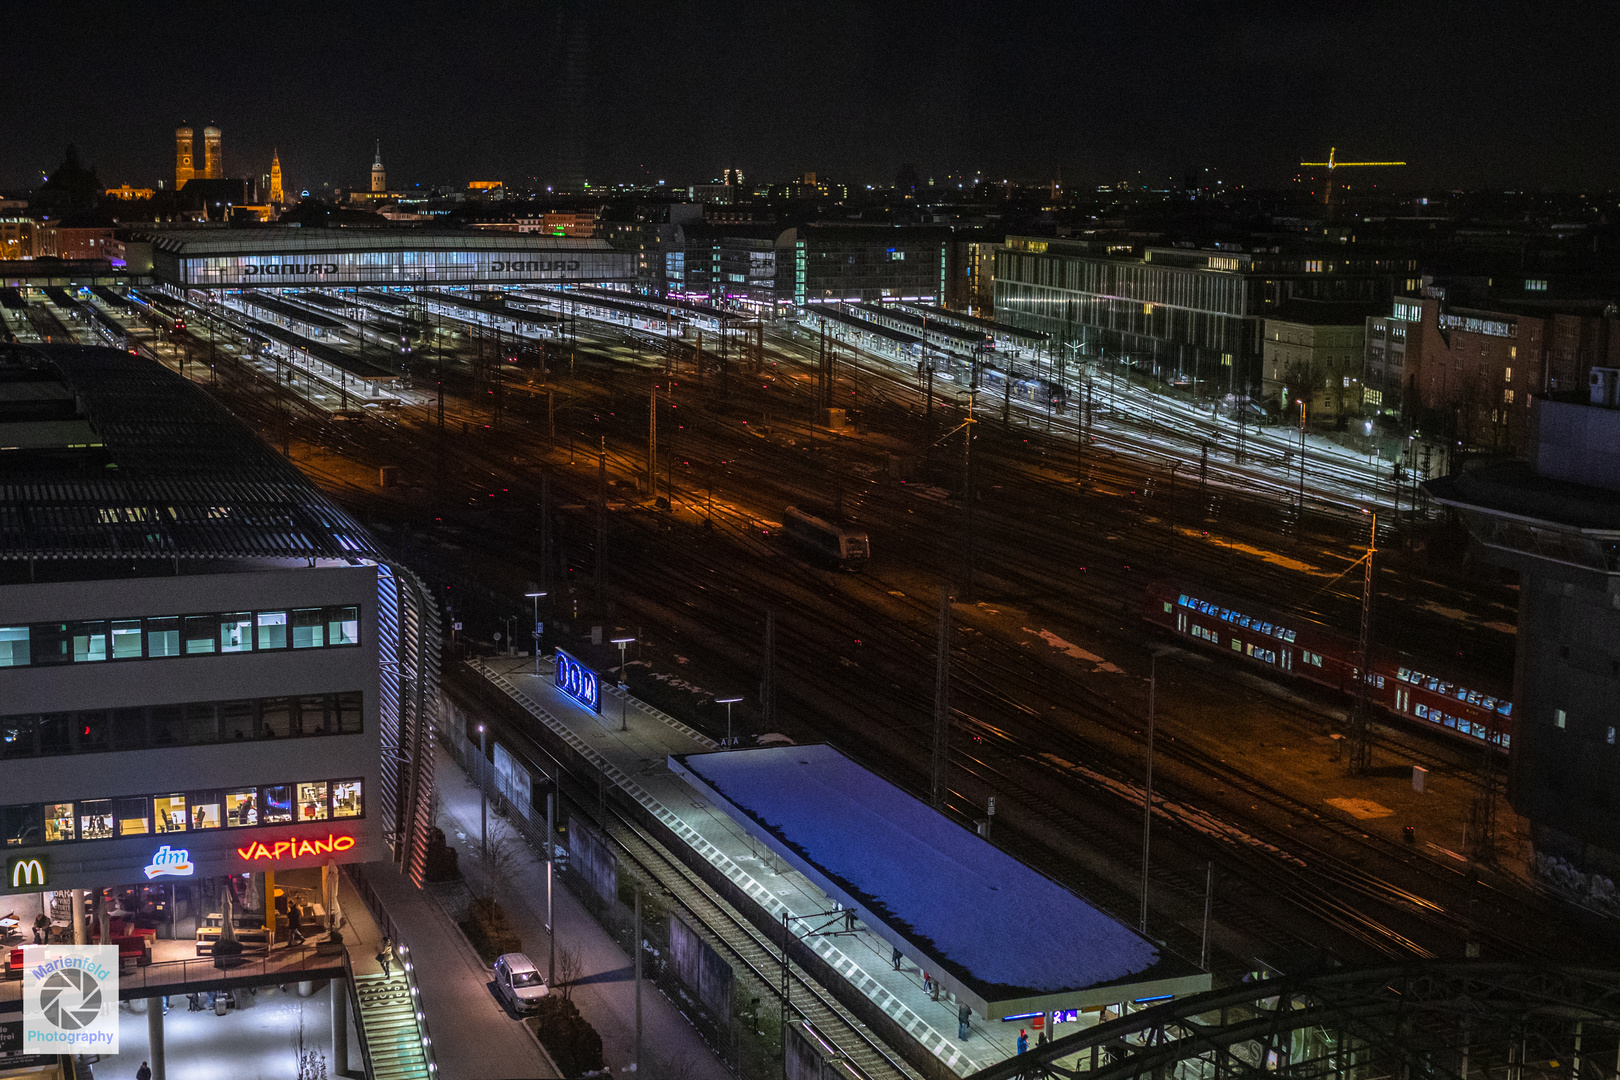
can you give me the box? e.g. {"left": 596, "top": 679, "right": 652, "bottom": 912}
{"left": 467, "top": 656, "right": 1161, "bottom": 1076}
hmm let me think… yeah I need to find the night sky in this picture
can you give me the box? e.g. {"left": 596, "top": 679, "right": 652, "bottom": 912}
{"left": 5, "top": 1, "right": 1617, "bottom": 195}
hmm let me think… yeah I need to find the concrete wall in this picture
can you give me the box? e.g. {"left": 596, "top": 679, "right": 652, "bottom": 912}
{"left": 1533, "top": 398, "right": 1620, "bottom": 494}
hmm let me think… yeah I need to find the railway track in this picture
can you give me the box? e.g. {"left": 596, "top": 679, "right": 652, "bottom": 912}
{"left": 603, "top": 811, "right": 925, "bottom": 1080}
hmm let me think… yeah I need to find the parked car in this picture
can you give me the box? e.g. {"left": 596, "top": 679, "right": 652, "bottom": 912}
{"left": 493, "top": 953, "right": 549, "bottom": 1014}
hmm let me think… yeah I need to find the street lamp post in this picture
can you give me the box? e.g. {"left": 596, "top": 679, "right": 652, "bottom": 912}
{"left": 526, "top": 592, "right": 547, "bottom": 676}
{"left": 1141, "top": 649, "right": 1171, "bottom": 934}
{"left": 478, "top": 724, "right": 488, "bottom": 862}
{"left": 613, "top": 636, "right": 635, "bottom": 732}
{"left": 717, "top": 697, "right": 743, "bottom": 747}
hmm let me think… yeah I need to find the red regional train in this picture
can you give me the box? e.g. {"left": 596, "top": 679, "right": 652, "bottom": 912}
{"left": 1144, "top": 581, "right": 1513, "bottom": 753}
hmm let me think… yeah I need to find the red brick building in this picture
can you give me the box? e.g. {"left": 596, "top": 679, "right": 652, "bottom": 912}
{"left": 1367, "top": 296, "right": 1620, "bottom": 453}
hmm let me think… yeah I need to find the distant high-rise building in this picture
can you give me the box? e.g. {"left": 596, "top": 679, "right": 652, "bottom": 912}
{"left": 270, "top": 150, "right": 284, "bottom": 205}
{"left": 202, "top": 126, "right": 222, "bottom": 179}
{"left": 175, "top": 126, "right": 195, "bottom": 189}
{"left": 371, "top": 142, "right": 386, "bottom": 192}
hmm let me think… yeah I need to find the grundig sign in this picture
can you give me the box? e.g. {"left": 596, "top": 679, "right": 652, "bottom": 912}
{"left": 242, "top": 263, "right": 338, "bottom": 277}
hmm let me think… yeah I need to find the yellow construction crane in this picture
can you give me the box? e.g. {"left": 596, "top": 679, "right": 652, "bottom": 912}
{"left": 1299, "top": 147, "right": 1406, "bottom": 205}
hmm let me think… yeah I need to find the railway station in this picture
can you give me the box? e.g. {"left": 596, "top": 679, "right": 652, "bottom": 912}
{"left": 670, "top": 744, "right": 1208, "bottom": 1020}
{"left": 448, "top": 654, "right": 1211, "bottom": 1080}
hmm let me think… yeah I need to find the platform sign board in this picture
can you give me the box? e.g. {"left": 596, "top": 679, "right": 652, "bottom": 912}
{"left": 22, "top": 946, "right": 119, "bottom": 1053}
{"left": 555, "top": 648, "right": 601, "bottom": 713}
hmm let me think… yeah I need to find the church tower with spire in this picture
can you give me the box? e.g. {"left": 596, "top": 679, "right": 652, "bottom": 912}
{"left": 270, "top": 150, "right": 284, "bottom": 205}
{"left": 371, "top": 142, "right": 386, "bottom": 193}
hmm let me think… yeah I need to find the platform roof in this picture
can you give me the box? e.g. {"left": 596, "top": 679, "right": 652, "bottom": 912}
{"left": 671, "top": 744, "right": 1208, "bottom": 1018}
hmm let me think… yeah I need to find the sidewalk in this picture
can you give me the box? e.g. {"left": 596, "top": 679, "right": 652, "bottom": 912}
{"left": 360, "top": 859, "right": 557, "bottom": 1079}
{"left": 466, "top": 656, "right": 1024, "bottom": 1076}
{"left": 434, "top": 745, "right": 732, "bottom": 1080}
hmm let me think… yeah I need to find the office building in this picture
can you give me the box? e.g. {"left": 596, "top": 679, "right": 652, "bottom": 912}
{"left": 777, "top": 224, "right": 950, "bottom": 307}
{"left": 1261, "top": 301, "right": 1383, "bottom": 424}
{"left": 1428, "top": 386, "right": 1620, "bottom": 871}
{"left": 0, "top": 344, "right": 439, "bottom": 923}
{"left": 993, "top": 238, "right": 1405, "bottom": 403}
{"left": 175, "top": 126, "right": 195, "bottom": 190}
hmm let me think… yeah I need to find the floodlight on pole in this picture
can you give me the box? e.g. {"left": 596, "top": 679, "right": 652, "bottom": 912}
{"left": 612, "top": 637, "right": 635, "bottom": 731}
{"left": 525, "top": 591, "right": 547, "bottom": 675}
{"left": 717, "top": 697, "right": 743, "bottom": 747}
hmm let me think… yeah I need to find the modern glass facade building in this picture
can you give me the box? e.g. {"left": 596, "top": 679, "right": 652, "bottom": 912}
{"left": 775, "top": 225, "right": 951, "bottom": 308}
{"left": 0, "top": 345, "right": 438, "bottom": 909}
{"left": 993, "top": 238, "right": 1408, "bottom": 398}
{"left": 144, "top": 227, "right": 635, "bottom": 290}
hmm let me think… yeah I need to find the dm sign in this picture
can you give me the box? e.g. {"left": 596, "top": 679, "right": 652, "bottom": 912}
{"left": 555, "top": 648, "right": 601, "bottom": 713}
{"left": 23, "top": 946, "right": 119, "bottom": 1053}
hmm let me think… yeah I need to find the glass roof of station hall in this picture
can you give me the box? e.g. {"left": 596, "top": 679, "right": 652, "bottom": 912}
{"left": 145, "top": 227, "right": 615, "bottom": 258}
{"left": 0, "top": 344, "right": 380, "bottom": 565}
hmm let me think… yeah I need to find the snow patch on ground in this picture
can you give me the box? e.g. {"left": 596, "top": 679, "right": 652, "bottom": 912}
{"left": 684, "top": 745, "right": 1160, "bottom": 993}
{"left": 1175, "top": 527, "right": 1324, "bottom": 575}
{"left": 1041, "top": 754, "right": 1308, "bottom": 869}
{"left": 1325, "top": 797, "right": 1392, "bottom": 820}
{"left": 1024, "top": 628, "right": 1126, "bottom": 674}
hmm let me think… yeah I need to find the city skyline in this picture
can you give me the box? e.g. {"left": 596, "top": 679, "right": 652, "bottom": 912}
{"left": 5, "top": 0, "right": 1619, "bottom": 194}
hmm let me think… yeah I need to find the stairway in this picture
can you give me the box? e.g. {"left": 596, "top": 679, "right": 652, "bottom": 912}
{"left": 353, "top": 969, "right": 434, "bottom": 1080}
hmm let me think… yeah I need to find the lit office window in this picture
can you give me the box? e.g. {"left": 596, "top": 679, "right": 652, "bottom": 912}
{"left": 43, "top": 803, "right": 75, "bottom": 842}
{"left": 79, "top": 800, "right": 114, "bottom": 840}
{"left": 146, "top": 616, "right": 181, "bottom": 657}
{"left": 327, "top": 605, "right": 360, "bottom": 646}
{"left": 71, "top": 621, "right": 108, "bottom": 662}
{"left": 262, "top": 785, "right": 293, "bottom": 824}
{"left": 115, "top": 797, "right": 150, "bottom": 837}
{"left": 256, "top": 611, "right": 288, "bottom": 650}
{"left": 331, "top": 780, "right": 363, "bottom": 818}
{"left": 225, "top": 789, "right": 258, "bottom": 828}
{"left": 189, "top": 792, "right": 221, "bottom": 830}
{"left": 220, "top": 613, "right": 253, "bottom": 653}
{"left": 291, "top": 608, "right": 325, "bottom": 648}
{"left": 184, "top": 615, "right": 216, "bottom": 654}
{"left": 154, "top": 794, "right": 188, "bottom": 833}
{"left": 110, "top": 619, "right": 143, "bottom": 659}
{"left": 297, "top": 782, "right": 329, "bottom": 822}
{"left": 0, "top": 626, "right": 30, "bottom": 666}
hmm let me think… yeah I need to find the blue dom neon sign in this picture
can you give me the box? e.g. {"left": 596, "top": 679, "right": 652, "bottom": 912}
{"left": 555, "top": 649, "right": 601, "bottom": 713}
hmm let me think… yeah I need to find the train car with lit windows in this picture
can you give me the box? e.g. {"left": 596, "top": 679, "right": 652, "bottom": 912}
{"left": 1144, "top": 580, "right": 1512, "bottom": 753}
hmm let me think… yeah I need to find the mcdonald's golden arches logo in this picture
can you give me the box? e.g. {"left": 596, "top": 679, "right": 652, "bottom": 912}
{"left": 7, "top": 855, "right": 49, "bottom": 889}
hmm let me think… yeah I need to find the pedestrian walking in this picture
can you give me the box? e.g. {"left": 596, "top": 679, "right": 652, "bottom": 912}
{"left": 286, "top": 905, "right": 305, "bottom": 947}
{"left": 1017, "top": 1030, "right": 1028, "bottom": 1055}
{"left": 891, "top": 946, "right": 902, "bottom": 971}
{"left": 376, "top": 937, "right": 394, "bottom": 977}
{"left": 136, "top": 1062, "right": 152, "bottom": 1080}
